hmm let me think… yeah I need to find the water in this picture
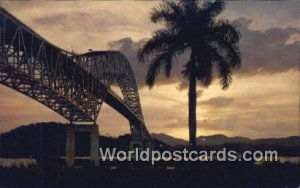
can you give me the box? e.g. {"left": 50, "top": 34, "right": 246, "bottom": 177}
{"left": 0, "top": 158, "right": 36, "bottom": 167}
{"left": 255, "top": 156, "right": 300, "bottom": 165}
{"left": 0, "top": 156, "right": 299, "bottom": 167}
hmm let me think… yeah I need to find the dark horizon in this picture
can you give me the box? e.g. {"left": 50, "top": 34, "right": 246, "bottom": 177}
{"left": 2, "top": 122, "right": 300, "bottom": 141}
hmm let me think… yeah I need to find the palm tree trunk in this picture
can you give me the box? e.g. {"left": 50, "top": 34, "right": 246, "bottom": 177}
{"left": 188, "top": 71, "right": 197, "bottom": 149}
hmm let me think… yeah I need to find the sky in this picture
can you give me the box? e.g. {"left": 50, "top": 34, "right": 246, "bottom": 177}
{"left": 0, "top": 0, "right": 299, "bottom": 140}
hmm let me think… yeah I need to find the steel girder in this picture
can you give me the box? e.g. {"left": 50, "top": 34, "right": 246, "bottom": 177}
{"left": 78, "top": 51, "right": 144, "bottom": 121}
{"left": 0, "top": 7, "right": 151, "bottom": 146}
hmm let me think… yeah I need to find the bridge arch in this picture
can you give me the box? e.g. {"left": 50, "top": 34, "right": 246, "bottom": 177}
{"left": 0, "top": 7, "right": 151, "bottom": 148}
{"left": 78, "top": 51, "right": 144, "bottom": 120}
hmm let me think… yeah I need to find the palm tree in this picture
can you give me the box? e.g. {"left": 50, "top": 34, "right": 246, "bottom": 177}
{"left": 138, "top": 0, "right": 241, "bottom": 148}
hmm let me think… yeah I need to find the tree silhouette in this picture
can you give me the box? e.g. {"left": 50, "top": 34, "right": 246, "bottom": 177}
{"left": 138, "top": 0, "right": 241, "bottom": 148}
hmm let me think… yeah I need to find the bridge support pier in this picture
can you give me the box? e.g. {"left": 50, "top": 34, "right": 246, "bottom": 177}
{"left": 129, "top": 122, "right": 151, "bottom": 150}
{"left": 65, "top": 123, "right": 99, "bottom": 167}
{"left": 66, "top": 124, "right": 75, "bottom": 168}
{"left": 90, "top": 124, "right": 99, "bottom": 166}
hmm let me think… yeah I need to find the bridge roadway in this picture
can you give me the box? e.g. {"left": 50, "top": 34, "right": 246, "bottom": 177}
{"left": 0, "top": 7, "right": 152, "bottom": 166}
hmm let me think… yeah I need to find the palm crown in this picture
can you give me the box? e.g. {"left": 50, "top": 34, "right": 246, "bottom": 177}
{"left": 138, "top": 0, "right": 241, "bottom": 89}
{"left": 138, "top": 0, "right": 241, "bottom": 147}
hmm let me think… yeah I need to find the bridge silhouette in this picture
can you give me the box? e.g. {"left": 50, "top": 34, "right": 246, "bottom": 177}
{"left": 0, "top": 8, "right": 151, "bottom": 166}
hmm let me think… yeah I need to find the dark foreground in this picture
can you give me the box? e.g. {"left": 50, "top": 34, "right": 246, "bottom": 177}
{"left": 0, "top": 162, "right": 299, "bottom": 188}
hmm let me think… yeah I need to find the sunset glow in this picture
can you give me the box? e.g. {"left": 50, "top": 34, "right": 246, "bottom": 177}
{"left": 0, "top": 1, "right": 299, "bottom": 140}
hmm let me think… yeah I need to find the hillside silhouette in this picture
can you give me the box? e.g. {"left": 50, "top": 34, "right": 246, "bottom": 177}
{"left": 1, "top": 122, "right": 299, "bottom": 159}
{"left": 0, "top": 122, "right": 300, "bottom": 187}
{"left": 0, "top": 122, "right": 167, "bottom": 159}
{"left": 151, "top": 133, "right": 300, "bottom": 147}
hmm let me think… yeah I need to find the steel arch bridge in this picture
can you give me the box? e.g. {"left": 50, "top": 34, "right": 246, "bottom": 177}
{"left": 0, "top": 8, "right": 152, "bottom": 164}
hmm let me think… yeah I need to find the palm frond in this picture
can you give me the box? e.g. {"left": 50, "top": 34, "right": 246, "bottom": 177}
{"left": 151, "top": 0, "right": 184, "bottom": 27}
{"left": 195, "top": 57, "right": 213, "bottom": 88}
{"left": 139, "top": 0, "right": 241, "bottom": 90}
{"left": 180, "top": 0, "right": 198, "bottom": 11}
{"left": 227, "top": 44, "right": 241, "bottom": 68}
{"left": 217, "top": 59, "right": 232, "bottom": 90}
{"left": 138, "top": 29, "right": 176, "bottom": 62}
{"left": 146, "top": 50, "right": 175, "bottom": 88}
{"left": 207, "top": 46, "right": 233, "bottom": 90}
{"left": 202, "top": 0, "right": 225, "bottom": 18}
{"left": 164, "top": 60, "right": 172, "bottom": 78}
{"left": 211, "top": 20, "right": 242, "bottom": 68}
{"left": 214, "top": 20, "right": 241, "bottom": 44}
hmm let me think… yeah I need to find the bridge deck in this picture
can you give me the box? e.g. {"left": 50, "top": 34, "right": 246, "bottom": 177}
{"left": 0, "top": 7, "right": 151, "bottom": 145}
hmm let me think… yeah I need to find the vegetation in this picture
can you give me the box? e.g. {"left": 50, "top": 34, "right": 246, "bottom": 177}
{"left": 138, "top": 0, "right": 241, "bottom": 148}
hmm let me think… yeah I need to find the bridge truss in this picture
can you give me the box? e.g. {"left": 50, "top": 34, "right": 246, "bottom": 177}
{"left": 0, "top": 8, "right": 152, "bottom": 153}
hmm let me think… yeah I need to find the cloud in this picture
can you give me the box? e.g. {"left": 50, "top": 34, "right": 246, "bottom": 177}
{"left": 196, "top": 90, "right": 204, "bottom": 98}
{"left": 34, "top": 13, "right": 67, "bottom": 26}
{"left": 4, "top": 1, "right": 299, "bottom": 87}
{"left": 0, "top": 1, "right": 298, "bottom": 140}
{"left": 235, "top": 18, "right": 300, "bottom": 76}
{"left": 2, "top": 1, "right": 160, "bottom": 51}
{"left": 176, "top": 81, "right": 204, "bottom": 98}
{"left": 224, "top": 1, "right": 300, "bottom": 30}
{"left": 201, "top": 97, "right": 234, "bottom": 108}
{"left": 107, "top": 18, "right": 299, "bottom": 90}
{"left": 107, "top": 37, "right": 185, "bottom": 88}
{"left": 107, "top": 37, "right": 150, "bottom": 87}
